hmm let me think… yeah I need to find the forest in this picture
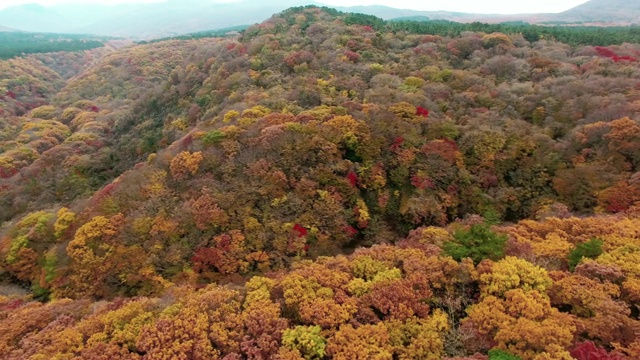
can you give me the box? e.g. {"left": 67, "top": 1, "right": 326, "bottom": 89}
{"left": 138, "top": 25, "right": 250, "bottom": 45}
{"left": 1, "top": 6, "right": 640, "bottom": 360}
{"left": 0, "top": 32, "right": 108, "bottom": 60}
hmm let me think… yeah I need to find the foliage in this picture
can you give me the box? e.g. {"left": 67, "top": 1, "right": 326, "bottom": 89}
{"left": 0, "top": 32, "right": 107, "bottom": 60}
{"left": 568, "top": 238, "right": 604, "bottom": 271}
{"left": 444, "top": 223, "right": 508, "bottom": 264}
{"left": 480, "top": 256, "right": 552, "bottom": 297}
{"left": 282, "top": 325, "right": 326, "bottom": 360}
{"left": 488, "top": 349, "right": 522, "bottom": 360}
{"left": 169, "top": 151, "right": 204, "bottom": 180}
{"left": 1, "top": 5, "right": 640, "bottom": 359}
{"left": 388, "top": 20, "right": 640, "bottom": 47}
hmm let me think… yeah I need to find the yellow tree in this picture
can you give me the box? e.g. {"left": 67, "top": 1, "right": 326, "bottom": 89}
{"left": 136, "top": 285, "right": 244, "bottom": 359}
{"left": 479, "top": 256, "right": 552, "bottom": 297}
{"left": 385, "top": 310, "right": 450, "bottom": 359}
{"left": 464, "top": 289, "right": 576, "bottom": 360}
{"left": 64, "top": 215, "right": 120, "bottom": 298}
{"left": 169, "top": 151, "right": 204, "bottom": 180}
{"left": 326, "top": 323, "right": 393, "bottom": 360}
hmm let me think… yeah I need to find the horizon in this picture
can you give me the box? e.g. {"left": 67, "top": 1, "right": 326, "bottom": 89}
{"left": 0, "top": 0, "right": 591, "bottom": 15}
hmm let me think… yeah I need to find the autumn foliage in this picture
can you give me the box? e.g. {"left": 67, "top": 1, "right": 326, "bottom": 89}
{"left": 1, "top": 5, "right": 640, "bottom": 360}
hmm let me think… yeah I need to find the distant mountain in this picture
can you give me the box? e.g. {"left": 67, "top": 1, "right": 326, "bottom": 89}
{"left": 389, "top": 16, "right": 432, "bottom": 22}
{"left": 0, "top": 4, "right": 69, "bottom": 33}
{"left": 334, "top": 5, "right": 538, "bottom": 24}
{"left": 0, "top": 2, "right": 530, "bottom": 38}
{"left": 72, "top": 0, "right": 307, "bottom": 39}
{"left": 0, "top": 0, "right": 310, "bottom": 38}
{"left": 332, "top": 5, "right": 475, "bottom": 21}
{"left": 554, "top": 0, "right": 640, "bottom": 23}
{"left": 0, "top": 3, "right": 123, "bottom": 33}
{"left": 0, "top": 25, "right": 15, "bottom": 31}
{"left": 335, "top": 1, "right": 640, "bottom": 25}
{"left": 0, "top": 0, "right": 637, "bottom": 38}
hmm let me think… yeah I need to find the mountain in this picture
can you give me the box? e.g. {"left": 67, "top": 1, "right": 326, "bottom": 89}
{"left": 0, "top": 6, "right": 640, "bottom": 359}
{"left": 0, "top": 2, "right": 525, "bottom": 38}
{"left": 0, "top": 0, "right": 311, "bottom": 38}
{"left": 0, "top": 3, "right": 127, "bottom": 33}
{"left": 0, "top": 0, "right": 638, "bottom": 38}
{"left": 554, "top": 0, "right": 640, "bottom": 23}
{"left": 0, "top": 3, "right": 70, "bottom": 33}
{"left": 333, "top": 5, "right": 476, "bottom": 21}
{"left": 72, "top": 0, "right": 308, "bottom": 39}
{"left": 336, "top": 5, "right": 547, "bottom": 24}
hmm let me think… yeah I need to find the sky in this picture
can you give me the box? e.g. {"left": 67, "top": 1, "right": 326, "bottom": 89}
{"left": 0, "top": 0, "right": 591, "bottom": 14}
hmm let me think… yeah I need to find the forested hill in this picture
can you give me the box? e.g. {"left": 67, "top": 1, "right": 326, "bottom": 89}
{"left": 0, "top": 6, "right": 640, "bottom": 360}
{"left": 0, "top": 31, "right": 109, "bottom": 60}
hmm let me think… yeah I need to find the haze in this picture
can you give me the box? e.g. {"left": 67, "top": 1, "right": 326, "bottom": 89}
{"left": 1, "top": 0, "right": 590, "bottom": 14}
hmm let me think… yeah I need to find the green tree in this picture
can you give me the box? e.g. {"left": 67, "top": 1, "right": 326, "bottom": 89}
{"left": 489, "top": 348, "right": 522, "bottom": 360}
{"left": 443, "top": 223, "right": 507, "bottom": 265}
{"left": 282, "top": 325, "right": 327, "bottom": 360}
{"left": 568, "top": 238, "right": 604, "bottom": 271}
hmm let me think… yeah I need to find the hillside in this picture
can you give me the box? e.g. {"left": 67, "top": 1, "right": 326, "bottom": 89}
{"left": 556, "top": 0, "right": 640, "bottom": 23}
{"left": 0, "top": 6, "right": 640, "bottom": 360}
{"left": 0, "top": 31, "right": 109, "bottom": 60}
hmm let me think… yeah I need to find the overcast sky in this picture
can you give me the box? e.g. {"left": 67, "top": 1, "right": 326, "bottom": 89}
{"left": 0, "top": 0, "right": 591, "bottom": 14}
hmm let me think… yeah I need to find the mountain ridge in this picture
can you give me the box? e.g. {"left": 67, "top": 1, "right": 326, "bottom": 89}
{"left": 555, "top": 0, "right": 640, "bottom": 23}
{"left": 0, "top": 0, "right": 638, "bottom": 38}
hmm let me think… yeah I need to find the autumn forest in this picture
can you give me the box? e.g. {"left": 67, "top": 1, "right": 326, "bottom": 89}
{"left": 1, "top": 5, "right": 640, "bottom": 360}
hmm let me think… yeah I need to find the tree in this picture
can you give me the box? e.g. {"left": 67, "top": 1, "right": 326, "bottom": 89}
{"left": 464, "top": 289, "right": 575, "bottom": 359}
{"left": 64, "top": 215, "right": 120, "bottom": 298}
{"left": 488, "top": 349, "right": 521, "bottom": 360}
{"left": 444, "top": 223, "right": 507, "bottom": 265}
{"left": 169, "top": 151, "right": 204, "bottom": 180}
{"left": 281, "top": 325, "right": 326, "bottom": 360}
{"left": 136, "top": 286, "right": 244, "bottom": 359}
{"left": 570, "top": 341, "right": 626, "bottom": 360}
{"left": 568, "top": 238, "right": 603, "bottom": 271}
{"left": 386, "top": 310, "right": 449, "bottom": 359}
{"left": 191, "top": 230, "right": 250, "bottom": 275}
{"left": 242, "top": 299, "right": 289, "bottom": 359}
{"left": 479, "top": 256, "right": 552, "bottom": 297}
{"left": 326, "top": 323, "right": 393, "bottom": 360}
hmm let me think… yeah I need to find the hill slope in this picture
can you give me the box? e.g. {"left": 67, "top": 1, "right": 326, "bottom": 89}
{"left": 556, "top": 0, "right": 640, "bottom": 23}
{"left": 1, "top": 4, "right": 639, "bottom": 294}
{"left": 0, "top": 7, "right": 639, "bottom": 359}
